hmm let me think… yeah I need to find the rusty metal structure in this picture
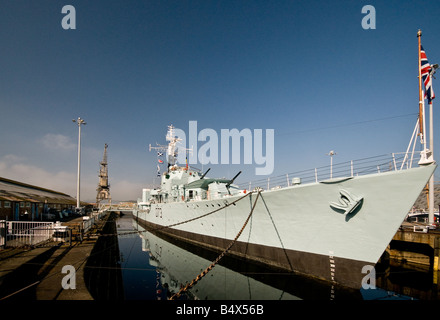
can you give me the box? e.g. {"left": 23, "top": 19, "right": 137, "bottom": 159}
{"left": 96, "top": 143, "right": 111, "bottom": 205}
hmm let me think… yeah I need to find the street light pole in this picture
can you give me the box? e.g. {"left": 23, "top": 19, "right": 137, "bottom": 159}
{"left": 73, "top": 117, "right": 86, "bottom": 209}
{"left": 327, "top": 150, "right": 336, "bottom": 179}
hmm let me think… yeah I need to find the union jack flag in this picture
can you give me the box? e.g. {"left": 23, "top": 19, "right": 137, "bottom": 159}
{"left": 421, "top": 45, "right": 435, "bottom": 103}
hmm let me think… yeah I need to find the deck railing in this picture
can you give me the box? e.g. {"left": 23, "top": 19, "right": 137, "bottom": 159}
{"left": 237, "top": 152, "right": 423, "bottom": 191}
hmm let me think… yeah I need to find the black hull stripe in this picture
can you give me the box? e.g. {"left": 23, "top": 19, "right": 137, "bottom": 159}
{"left": 136, "top": 217, "right": 371, "bottom": 289}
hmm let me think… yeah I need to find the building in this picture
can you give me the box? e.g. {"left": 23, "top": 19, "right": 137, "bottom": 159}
{"left": 412, "top": 184, "right": 440, "bottom": 211}
{"left": 0, "top": 177, "right": 79, "bottom": 221}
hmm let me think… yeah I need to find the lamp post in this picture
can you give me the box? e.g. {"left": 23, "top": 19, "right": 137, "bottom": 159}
{"left": 327, "top": 150, "right": 336, "bottom": 179}
{"left": 73, "top": 117, "right": 86, "bottom": 209}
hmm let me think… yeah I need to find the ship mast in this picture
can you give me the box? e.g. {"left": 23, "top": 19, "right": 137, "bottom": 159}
{"left": 149, "top": 124, "right": 192, "bottom": 171}
{"left": 418, "top": 29, "right": 436, "bottom": 225}
{"left": 165, "top": 124, "right": 181, "bottom": 168}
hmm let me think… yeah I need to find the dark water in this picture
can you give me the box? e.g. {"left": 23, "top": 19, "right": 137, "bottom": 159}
{"left": 116, "top": 213, "right": 440, "bottom": 300}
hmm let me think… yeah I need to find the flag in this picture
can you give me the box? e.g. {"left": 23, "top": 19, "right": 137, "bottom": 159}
{"left": 157, "top": 164, "right": 160, "bottom": 176}
{"left": 158, "top": 159, "right": 164, "bottom": 164}
{"left": 185, "top": 156, "right": 188, "bottom": 170}
{"left": 157, "top": 152, "right": 163, "bottom": 157}
{"left": 421, "top": 45, "right": 435, "bottom": 103}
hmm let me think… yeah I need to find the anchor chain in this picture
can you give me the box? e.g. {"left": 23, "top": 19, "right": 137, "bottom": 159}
{"left": 169, "top": 190, "right": 261, "bottom": 300}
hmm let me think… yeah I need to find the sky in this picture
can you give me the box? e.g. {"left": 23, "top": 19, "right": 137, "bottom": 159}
{"left": 1, "top": 0, "right": 440, "bottom": 202}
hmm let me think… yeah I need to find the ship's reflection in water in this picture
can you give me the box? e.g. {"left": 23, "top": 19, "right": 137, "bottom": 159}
{"left": 116, "top": 213, "right": 437, "bottom": 300}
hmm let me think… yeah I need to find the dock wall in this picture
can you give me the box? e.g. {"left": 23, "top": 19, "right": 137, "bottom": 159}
{"left": 0, "top": 211, "right": 124, "bottom": 300}
{"left": 386, "top": 228, "right": 440, "bottom": 270}
{"left": 83, "top": 211, "right": 124, "bottom": 300}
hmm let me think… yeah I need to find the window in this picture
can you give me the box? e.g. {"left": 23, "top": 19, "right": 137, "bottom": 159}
{"left": 26, "top": 202, "right": 31, "bottom": 208}
{"left": 20, "top": 202, "right": 24, "bottom": 208}
{"left": 4, "top": 201, "right": 11, "bottom": 208}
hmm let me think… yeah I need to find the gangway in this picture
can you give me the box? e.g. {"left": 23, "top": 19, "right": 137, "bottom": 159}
{"left": 98, "top": 202, "right": 135, "bottom": 213}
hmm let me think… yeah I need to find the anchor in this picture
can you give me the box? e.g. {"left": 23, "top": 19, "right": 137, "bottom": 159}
{"left": 330, "top": 189, "right": 363, "bottom": 215}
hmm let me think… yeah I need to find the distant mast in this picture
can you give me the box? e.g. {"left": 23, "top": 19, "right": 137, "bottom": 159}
{"left": 96, "top": 143, "right": 111, "bottom": 205}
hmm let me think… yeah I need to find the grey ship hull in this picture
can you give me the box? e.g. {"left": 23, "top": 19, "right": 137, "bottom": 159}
{"left": 133, "top": 164, "right": 436, "bottom": 289}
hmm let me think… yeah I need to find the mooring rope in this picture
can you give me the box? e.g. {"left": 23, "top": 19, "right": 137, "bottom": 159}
{"left": 259, "top": 193, "right": 294, "bottom": 272}
{"left": 169, "top": 190, "right": 261, "bottom": 300}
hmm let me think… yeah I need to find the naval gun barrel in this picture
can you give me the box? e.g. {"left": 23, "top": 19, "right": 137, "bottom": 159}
{"left": 200, "top": 168, "right": 211, "bottom": 179}
{"left": 227, "top": 171, "right": 242, "bottom": 187}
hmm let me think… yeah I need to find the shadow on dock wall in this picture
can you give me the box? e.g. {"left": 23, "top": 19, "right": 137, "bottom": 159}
{"left": 391, "top": 240, "right": 434, "bottom": 256}
{"left": 375, "top": 240, "right": 440, "bottom": 300}
{"left": 388, "top": 240, "right": 434, "bottom": 268}
{"left": 84, "top": 211, "right": 124, "bottom": 300}
{"left": 0, "top": 246, "right": 60, "bottom": 300}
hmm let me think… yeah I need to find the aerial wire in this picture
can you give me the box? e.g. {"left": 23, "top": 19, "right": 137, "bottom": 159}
{"left": 276, "top": 113, "right": 418, "bottom": 136}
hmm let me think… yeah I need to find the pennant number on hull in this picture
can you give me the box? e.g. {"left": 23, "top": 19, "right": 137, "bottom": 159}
{"left": 156, "top": 207, "right": 163, "bottom": 218}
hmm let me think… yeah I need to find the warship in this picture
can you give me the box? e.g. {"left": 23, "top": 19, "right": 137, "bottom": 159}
{"left": 133, "top": 32, "right": 437, "bottom": 289}
{"left": 133, "top": 123, "right": 436, "bottom": 289}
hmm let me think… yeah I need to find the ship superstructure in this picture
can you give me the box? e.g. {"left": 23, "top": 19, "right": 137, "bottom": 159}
{"left": 143, "top": 125, "right": 242, "bottom": 206}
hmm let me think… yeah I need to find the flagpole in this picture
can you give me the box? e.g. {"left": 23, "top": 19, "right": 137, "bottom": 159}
{"left": 417, "top": 30, "right": 425, "bottom": 143}
{"left": 422, "top": 97, "right": 427, "bottom": 153}
{"left": 419, "top": 29, "right": 435, "bottom": 225}
{"left": 429, "top": 99, "right": 435, "bottom": 224}
{"left": 430, "top": 101, "right": 434, "bottom": 156}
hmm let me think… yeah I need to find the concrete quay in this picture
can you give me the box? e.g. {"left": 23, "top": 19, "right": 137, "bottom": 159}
{"left": 0, "top": 211, "right": 123, "bottom": 300}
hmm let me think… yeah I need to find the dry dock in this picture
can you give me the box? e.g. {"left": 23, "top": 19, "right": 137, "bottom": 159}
{"left": 2, "top": 211, "right": 440, "bottom": 300}
{"left": 386, "top": 221, "right": 440, "bottom": 270}
{"left": 371, "top": 221, "right": 440, "bottom": 300}
{"left": 0, "top": 211, "right": 123, "bottom": 300}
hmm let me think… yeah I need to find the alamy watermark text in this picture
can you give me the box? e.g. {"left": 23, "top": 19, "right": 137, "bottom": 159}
{"left": 172, "top": 121, "right": 274, "bottom": 175}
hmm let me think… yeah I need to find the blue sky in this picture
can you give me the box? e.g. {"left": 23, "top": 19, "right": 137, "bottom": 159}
{"left": 1, "top": 0, "right": 440, "bottom": 201}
